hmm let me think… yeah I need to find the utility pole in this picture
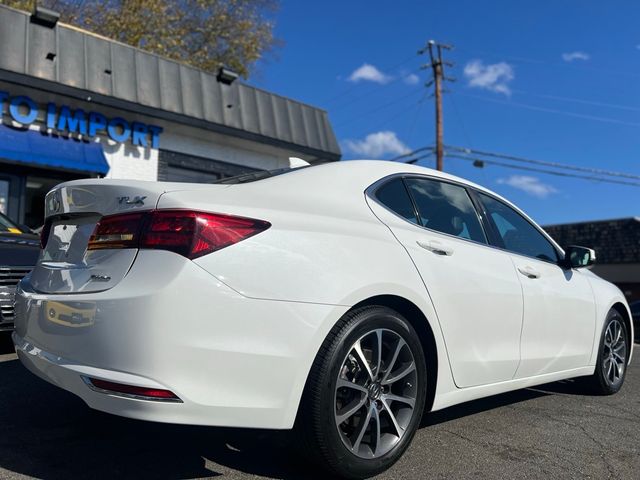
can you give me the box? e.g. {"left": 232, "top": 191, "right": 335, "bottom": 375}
{"left": 419, "top": 40, "right": 454, "bottom": 171}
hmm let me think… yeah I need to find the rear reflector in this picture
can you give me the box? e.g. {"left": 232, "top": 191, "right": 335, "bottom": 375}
{"left": 87, "top": 209, "right": 270, "bottom": 259}
{"left": 84, "top": 377, "right": 182, "bottom": 402}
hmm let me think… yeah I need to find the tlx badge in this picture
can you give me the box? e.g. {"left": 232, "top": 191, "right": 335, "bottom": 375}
{"left": 117, "top": 195, "right": 146, "bottom": 206}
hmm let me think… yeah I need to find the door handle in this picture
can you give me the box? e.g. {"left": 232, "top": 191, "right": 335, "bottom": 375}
{"left": 517, "top": 265, "right": 540, "bottom": 279}
{"left": 417, "top": 240, "right": 454, "bottom": 256}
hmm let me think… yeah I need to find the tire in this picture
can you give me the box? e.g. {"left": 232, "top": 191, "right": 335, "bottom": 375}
{"left": 585, "top": 309, "right": 629, "bottom": 395}
{"left": 295, "top": 306, "right": 427, "bottom": 479}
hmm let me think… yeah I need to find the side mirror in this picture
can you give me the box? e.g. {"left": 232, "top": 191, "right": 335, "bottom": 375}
{"left": 563, "top": 245, "right": 596, "bottom": 269}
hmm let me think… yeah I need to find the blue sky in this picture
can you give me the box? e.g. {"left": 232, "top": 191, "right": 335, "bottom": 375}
{"left": 251, "top": 0, "right": 640, "bottom": 225}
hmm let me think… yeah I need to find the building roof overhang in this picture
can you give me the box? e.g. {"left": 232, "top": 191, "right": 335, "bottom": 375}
{"left": 0, "top": 5, "right": 341, "bottom": 161}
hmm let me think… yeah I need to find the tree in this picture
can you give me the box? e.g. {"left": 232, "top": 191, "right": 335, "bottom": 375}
{"left": 1, "top": 0, "right": 280, "bottom": 78}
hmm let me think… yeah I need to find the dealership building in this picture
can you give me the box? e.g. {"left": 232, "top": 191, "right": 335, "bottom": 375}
{"left": 0, "top": 5, "right": 340, "bottom": 228}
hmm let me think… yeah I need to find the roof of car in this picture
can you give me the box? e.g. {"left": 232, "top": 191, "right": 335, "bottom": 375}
{"left": 279, "top": 159, "right": 493, "bottom": 193}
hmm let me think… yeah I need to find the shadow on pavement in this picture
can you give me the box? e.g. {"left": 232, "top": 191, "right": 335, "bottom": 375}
{"left": 422, "top": 387, "right": 548, "bottom": 427}
{"left": 0, "top": 353, "right": 325, "bottom": 480}
{"left": 530, "top": 378, "right": 594, "bottom": 395}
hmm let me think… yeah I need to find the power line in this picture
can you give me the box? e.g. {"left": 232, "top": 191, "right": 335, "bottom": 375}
{"left": 406, "top": 91, "right": 430, "bottom": 145}
{"left": 404, "top": 150, "right": 436, "bottom": 165}
{"left": 391, "top": 146, "right": 434, "bottom": 162}
{"left": 446, "top": 145, "right": 640, "bottom": 181}
{"left": 447, "top": 94, "right": 474, "bottom": 148}
{"left": 365, "top": 94, "right": 428, "bottom": 133}
{"left": 395, "top": 144, "right": 640, "bottom": 184}
{"left": 329, "top": 66, "right": 422, "bottom": 114}
{"left": 455, "top": 46, "right": 640, "bottom": 79}
{"left": 334, "top": 88, "right": 424, "bottom": 128}
{"left": 321, "top": 55, "right": 419, "bottom": 106}
{"left": 446, "top": 154, "right": 640, "bottom": 188}
{"left": 456, "top": 92, "right": 640, "bottom": 129}
{"left": 512, "top": 89, "right": 640, "bottom": 114}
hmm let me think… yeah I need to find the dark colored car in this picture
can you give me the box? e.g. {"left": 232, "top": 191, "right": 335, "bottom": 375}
{"left": 631, "top": 301, "right": 640, "bottom": 342}
{"left": 0, "top": 212, "right": 39, "bottom": 331}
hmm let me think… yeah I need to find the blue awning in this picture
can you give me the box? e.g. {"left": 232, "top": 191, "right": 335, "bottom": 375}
{"left": 0, "top": 124, "right": 109, "bottom": 175}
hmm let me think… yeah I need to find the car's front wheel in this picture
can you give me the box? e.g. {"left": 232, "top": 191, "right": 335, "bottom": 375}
{"left": 586, "top": 309, "right": 629, "bottom": 395}
{"left": 296, "top": 306, "right": 427, "bottom": 479}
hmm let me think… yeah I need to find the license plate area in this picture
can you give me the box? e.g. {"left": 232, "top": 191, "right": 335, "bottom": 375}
{"left": 41, "top": 215, "right": 101, "bottom": 265}
{"left": 33, "top": 214, "right": 138, "bottom": 294}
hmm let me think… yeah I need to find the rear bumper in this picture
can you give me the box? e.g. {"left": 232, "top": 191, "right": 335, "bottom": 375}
{"left": 13, "top": 332, "right": 278, "bottom": 426}
{"left": 13, "top": 250, "right": 347, "bottom": 429}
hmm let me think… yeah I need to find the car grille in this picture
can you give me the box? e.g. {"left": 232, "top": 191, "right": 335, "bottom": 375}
{"left": 0, "top": 266, "right": 32, "bottom": 328}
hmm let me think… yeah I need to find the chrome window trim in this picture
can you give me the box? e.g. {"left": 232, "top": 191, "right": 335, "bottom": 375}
{"left": 366, "top": 172, "right": 566, "bottom": 267}
{"left": 365, "top": 173, "right": 491, "bottom": 249}
{"left": 402, "top": 174, "right": 489, "bottom": 245}
{"left": 473, "top": 190, "right": 565, "bottom": 267}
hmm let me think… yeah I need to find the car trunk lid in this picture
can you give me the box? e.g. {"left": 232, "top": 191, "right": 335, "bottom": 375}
{"left": 31, "top": 179, "right": 228, "bottom": 294}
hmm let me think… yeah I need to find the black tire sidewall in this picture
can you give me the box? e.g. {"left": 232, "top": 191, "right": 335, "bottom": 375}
{"left": 594, "top": 309, "right": 628, "bottom": 395}
{"left": 314, "top": 307, "right": 427, "bottom": 478}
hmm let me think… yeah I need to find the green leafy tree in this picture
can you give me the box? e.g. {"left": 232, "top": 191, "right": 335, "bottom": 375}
{"left": 1, "top": 0, "right": 280, "bottom": 78}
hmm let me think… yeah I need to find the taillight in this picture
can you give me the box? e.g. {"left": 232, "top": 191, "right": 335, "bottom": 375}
{"left": 87, "top": 210, "right": 270, "bottom": 259}
{"left": 87, "top": 212, "right": 145, "bottom": 250}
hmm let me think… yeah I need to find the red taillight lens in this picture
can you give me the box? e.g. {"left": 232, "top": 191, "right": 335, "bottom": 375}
{"left": 87, "top": 210, "right": 270, "bottom": 259}
{"left": 87, "top": 212, "right": 145, "bottom": 250}
{"left": 86, "top": 377, "right": 181, "bottom": 401}
{"left": 142, "top": 210, "right": 270, "bottom": 259}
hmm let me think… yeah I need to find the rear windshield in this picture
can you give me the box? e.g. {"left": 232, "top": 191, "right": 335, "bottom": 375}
{"left": 0, "top": 212, "right": 22, "bottom": 233}
{"left": 213, "top": 165, "right": 313, "bottom": 184}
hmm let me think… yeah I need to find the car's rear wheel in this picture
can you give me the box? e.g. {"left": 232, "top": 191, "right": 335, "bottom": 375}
{"left": 586, "top": 309, "right": 629, "bottom": 395}
{"left": 296, "top": 306, "right": 427, "bottom": 479}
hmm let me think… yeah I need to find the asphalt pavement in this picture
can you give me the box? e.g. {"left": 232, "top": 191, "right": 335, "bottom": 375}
{"left": 0, "top": 332, "right": 638, "bottom": 480}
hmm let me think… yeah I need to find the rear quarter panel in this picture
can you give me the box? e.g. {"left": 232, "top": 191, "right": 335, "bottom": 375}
{"left": 156, "top": 172, "right": 460, "bottom": 416}
{"left": 157, "top": 174, "right": 428, "bottom": 307}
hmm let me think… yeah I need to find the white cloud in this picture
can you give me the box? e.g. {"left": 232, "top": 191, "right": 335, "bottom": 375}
{"left": 343, "top": 131, "right": 410, "bottom": 158}
{"left": 348, "top": 63, "right": 393, "bottom": 84}
{"left": 561, "top": 51, "right": 590, "bottom": 62}
{"left": 463, "top": 60, "right": 514, "bottom": 96}
{"left": 497, "top": 175, "right": 558, "bottom": 198}
{"left": 404, "top": 73, "right": 420, "bottom": 85}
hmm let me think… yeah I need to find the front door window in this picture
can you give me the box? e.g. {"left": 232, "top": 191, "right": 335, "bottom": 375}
{"left": 478, "top": 193, "right": 559, "bottom": 263}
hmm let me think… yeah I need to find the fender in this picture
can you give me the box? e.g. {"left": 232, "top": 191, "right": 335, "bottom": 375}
{"left": 584, "top": 270, "right": 634, "bottom": 365}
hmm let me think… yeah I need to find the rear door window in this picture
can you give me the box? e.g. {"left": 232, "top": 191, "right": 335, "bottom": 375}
{"left": 404, "top": 177, "right": 487, "bottom": 243}
{"left": 374, "top": 178, "right": 419, "bottom": 224}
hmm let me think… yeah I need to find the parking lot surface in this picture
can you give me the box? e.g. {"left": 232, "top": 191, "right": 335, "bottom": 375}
{"left": 0, "top": 333, "right": 638, "bottom": 480}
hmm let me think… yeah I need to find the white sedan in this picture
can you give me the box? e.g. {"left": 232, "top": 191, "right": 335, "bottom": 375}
{"left": 13, "top": 161, "right": 633, "bottom": 479}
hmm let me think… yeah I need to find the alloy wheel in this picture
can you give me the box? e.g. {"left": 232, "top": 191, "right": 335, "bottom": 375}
{"left": 602, "top": 319, "right": 626, "bottom": 386}
{"left": 334, "top": 328, "right": 419, "bottom": 459}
